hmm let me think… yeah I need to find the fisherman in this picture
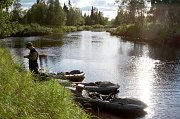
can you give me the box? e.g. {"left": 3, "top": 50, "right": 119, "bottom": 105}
{"left": 24, "top": 42, "right": 39, "bottom": 74}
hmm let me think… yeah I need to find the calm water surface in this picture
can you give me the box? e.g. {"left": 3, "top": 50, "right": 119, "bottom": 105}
{"left": 1, "top": 31, "right": 180, "bottom": 119}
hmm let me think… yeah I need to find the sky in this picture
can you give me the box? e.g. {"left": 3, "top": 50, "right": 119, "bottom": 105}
{"left": 20, "top": 0, "right": 119, "bottom": 20}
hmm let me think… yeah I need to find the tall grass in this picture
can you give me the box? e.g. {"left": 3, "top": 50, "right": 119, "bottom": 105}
{"left": 0, "top": 47, "right": 89, "bottom": 119}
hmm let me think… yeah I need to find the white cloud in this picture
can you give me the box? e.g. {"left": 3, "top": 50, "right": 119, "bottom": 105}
{"left": 92, "top": 0, "right": 106, "bottom": 6}
{"left": 78, "top": 0, "right": 118, "bottom": 19}
{"left": 20, "top": 0, "right": 118, "bottom": 19}
{"left": 103, "top": 11, "right": 117, "bottom": 20}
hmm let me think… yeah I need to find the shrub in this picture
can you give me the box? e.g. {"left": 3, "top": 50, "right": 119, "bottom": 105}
{"left": 77, "top": 26, "right": 83, "bottom": 31}
{"left": 141, "top": 23, "right": 166, "bottom": 40}
{"left": 115, "top": 24, "right": 140, "bottom": 38}
{"left": 82, "top": 26, "right": 92, "bottom": 30}
{"left": 92, "top": 24, "right": 104, "bottom": 29}
{"left": 63, "top": 26, "right": 77, "bottom": 32}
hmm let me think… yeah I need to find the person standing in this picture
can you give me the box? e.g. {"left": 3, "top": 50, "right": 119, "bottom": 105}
{"left": 24, "top": 42, "right": 39, "bottom": 74}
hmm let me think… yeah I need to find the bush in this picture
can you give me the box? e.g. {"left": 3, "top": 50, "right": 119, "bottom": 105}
{"left": 10, "top": 24, "right": 53, "bottom": 36}
{"left": 52, "top": 27, "right": 63, "bottom": 34}
{"left": 115, "top": 24, "right": 140, "bottom": 38}
{"left": 92, "top": 24, "right": 104, "bottom": 29}
{"left": 77, "top": 26, "right": 83, "bottom": 31}
{"left": 110, "top": 23, "right": 167, "bottom": 41}
{"left": 82, "top": 25, "right": 92, "bottom": 30}
{"left": 141, "top": 23, "right": 166, "bottom": 40}
{"left": 0, "top": 12, "right": 13, "bottom": 38}
{"left": 63, "top": 26, "right": 77, "bottom": 32}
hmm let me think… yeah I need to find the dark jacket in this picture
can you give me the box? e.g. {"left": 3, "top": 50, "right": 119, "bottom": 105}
{"left": 28, "top": 48, "right": 38, "bottom": 73}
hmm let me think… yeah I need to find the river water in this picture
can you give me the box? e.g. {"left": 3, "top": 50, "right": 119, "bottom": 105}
{"left": 1, "top": 31, "right": 180, "bottom": 119}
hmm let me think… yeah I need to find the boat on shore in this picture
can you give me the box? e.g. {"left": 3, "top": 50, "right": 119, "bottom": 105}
{"left": 58, "top": 70, "right": 85, "bottom": 82}
{"left": 40, "top": 70, "right": 85, "bottom": 82}
{"left": 74, "top": 81, "right": 120, "bottom": 95}
{"left": 70, "top": 86, "right": 147, "bottom": 115}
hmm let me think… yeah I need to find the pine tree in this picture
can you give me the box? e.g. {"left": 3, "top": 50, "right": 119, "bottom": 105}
{"left": 11, "top": 0, "right": 22, "bottom": 22}
{"left": 63, "top": 3, "right": 68, "bottom": 13}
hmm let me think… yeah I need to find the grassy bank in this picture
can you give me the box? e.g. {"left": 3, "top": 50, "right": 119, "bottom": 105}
{"left": 0, "top": 47, "right": 89, "bottom": 119}
{"left": 0, "top": 22, "right": 109, "bottom": 38}
{"left": 8, "top": 23, "right": 95, "bottom": 37}
{"left": 1, "top": 23, "right": 109, "bottom": 38}
{"left": 108, "top": 23, "right": 180, "bottom": 47}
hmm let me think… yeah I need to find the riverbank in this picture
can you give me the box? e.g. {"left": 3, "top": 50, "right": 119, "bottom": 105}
{"left": 107, "top": 24, "right": 180, "bottom": 48}
{"left": 9, "top": 24, "right": 82, "bottom": 37}
{"left": 0, "top": 46, "right": 89, "bottom": 118}
{"left": 1, "top": 23, "right": 108, "bottom": 38}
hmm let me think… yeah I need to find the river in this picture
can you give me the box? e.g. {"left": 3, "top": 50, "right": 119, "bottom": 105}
{"left": 1, "top": 31, "right": 180, "bottom": 119}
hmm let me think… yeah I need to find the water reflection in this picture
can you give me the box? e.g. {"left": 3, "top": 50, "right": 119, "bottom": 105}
{"left": 135, "top": 58, "right": 154, "bottom": 101}
{"left": 1, "top": 31, "right": 180, "bottom": 119}
{"left": 135, "top": 57, "right": 156, "bottom": 118}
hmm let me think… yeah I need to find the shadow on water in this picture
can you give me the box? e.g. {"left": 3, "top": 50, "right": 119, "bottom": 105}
{"left": 119, "top": 40, "right": 180, "bottom": 61}
{"left": 0, "top": 35, "right": 63, "bottom": 48}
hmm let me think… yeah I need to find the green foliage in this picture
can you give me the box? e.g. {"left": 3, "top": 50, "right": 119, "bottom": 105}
{"left": 114, "top": 24, "right": 140, "bottom": 38}
{"left": 113, "top": 0, "right": 180, "bottom": 45}
{"left": 66, "top": 7, "right": 84, "bottom": 26}
{"left": 141, "top": 23, "right": 166, "bottom": 40}
{"left": 0, "top": 0, "right": 13, "bottom": 9}
{"left": 0, "top": 0, "right": 109, "bottom": 38}
{"left": 51, "top": 25, "right": 88, "bottom": 34}
{"left": 114, "top": 9, "right": 130, "bottom": 26}
{"left": 51, "top": 27, "right": 64, "bottom": 34}
{"left": 150, "top": 0, "right": 180, "bottom": 4}
{"left": 149, "top": 0, "right": 180, "bottom": 26}
{"left": 0, "top": 47, "right": 89, "bottom": 119}
{"left": 28, "top": 23, "right": 51, "bottom": 33}
{"left": 116, "top": 24, "right": 129, "bottom": 34}
{"left": 23, "top": 0, "right": 66, "bottom": 26}
{"left": 175, "top": 25, "right": 180, "bottom": 35}
{"left": 25, "top": 2, "right": 48, "bottom": 25}
{"left": 115, "top": 0, "right": 146, "bottom": 26}
{"left": 11, "top": 23, "right": 53, "bottom": 36}
{"left": 51, "top": 0, "right": 66, "bottom": 26}
{"left": 63, "top": 3, "right": 68, "bottom": 13}
{"left": 110, "top": 23, "right": 168, "bottom": 42}
{"left": 63, "top": 26, "right": 77, "bottom": 32}
{"left": 82, "top": 25, "right": 93, "bottom": 30}
{"left": 77, "top": 26, "right": 83, "bottom": 31}
{"left": 84, "top": 6, "right": 108, "bottom": 26}
{"left": 11, "top": 0, "right": 22, "bottom": 22}
{"left": 0, "top": 0, "right": 14, "bottom": 38}
{"left": 0, "top": 11, "right": 16, "bottom": 38}
{"left": 92, "top": 24, "right": 104, "bottom": 29}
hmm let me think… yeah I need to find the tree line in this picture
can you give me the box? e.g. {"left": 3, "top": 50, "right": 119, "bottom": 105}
{"left": 0, "top": 0, "right": 108, "bottom": 38}
{"left": 12, "top": 0, "right": 108, "bottom": 26}
{"left": 114, "top": 0, "right": 180, "bottom": 27}
{"left": 112, "top": 0, "right": 180, "bottom": 46}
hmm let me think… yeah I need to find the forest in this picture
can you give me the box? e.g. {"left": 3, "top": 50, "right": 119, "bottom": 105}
{"left": 0, "top": 0, "right": 108, "bottom": 38}
{"left": 112, "top": 0, "right": 180, "bottom": 46}
{"left": 1, "top": 0, "right": 180, "bottom": 46}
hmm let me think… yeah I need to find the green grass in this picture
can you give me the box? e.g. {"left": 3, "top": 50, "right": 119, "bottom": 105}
{"left": 0, "top": 47, "right": 90, "bottom": 119}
